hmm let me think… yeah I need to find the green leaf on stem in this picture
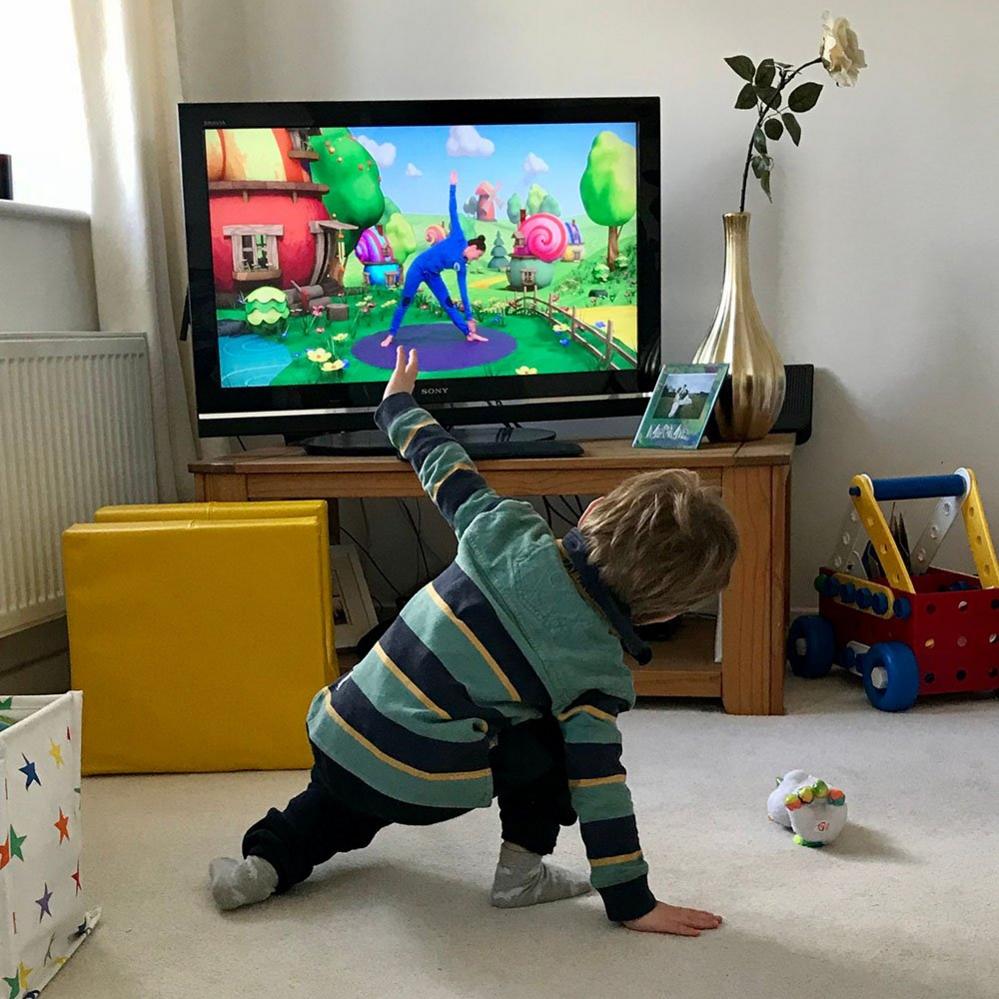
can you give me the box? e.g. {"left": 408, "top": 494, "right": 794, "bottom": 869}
{"left": 734, "top": 83, "right": 757, "bottom": 110}
{"left": 787, "top": 81, "right": 823, "bottom": 113}
{"left": 764, "top": 118, "right": 784, "bottom": 141}
{"left": 724, "top": 55, "right": 756, "bottom": 81}
{"left": 754, "top": 59, "right": 776, "bottom": 89}
{"left": 753, "top": 128, "right": 768, "bottom": 155}
{"left": 756, "top": 85, "right": 781, "bottom": 110}
{"left": 781, "top": 112, "right": 801, "bottom": 145}
{"left": 751, "top": 154, "right": 771, "bottom": 180}
{"left": 760, "top": 168, "right": 773, "bottom": 202}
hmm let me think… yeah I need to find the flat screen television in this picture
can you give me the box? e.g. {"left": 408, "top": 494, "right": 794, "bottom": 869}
{"left": 179, "top": 97, "right": 661, "bottom": 444}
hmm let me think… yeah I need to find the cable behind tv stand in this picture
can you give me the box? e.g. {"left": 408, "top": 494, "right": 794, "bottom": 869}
{"left": 298, "top": 427, "right": 584, "bottom": 460}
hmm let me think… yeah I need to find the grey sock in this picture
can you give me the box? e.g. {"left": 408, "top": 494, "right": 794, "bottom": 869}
{"left": 209, "top": 855, "right": 279, "bottom": 911}
{"left": 490, "top": 841, "right": 592, "bottom": 908}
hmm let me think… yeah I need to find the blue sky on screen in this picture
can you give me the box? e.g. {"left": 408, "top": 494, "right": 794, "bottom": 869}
{"left": 350, "top": 122, "right": 636, "bottom": 218}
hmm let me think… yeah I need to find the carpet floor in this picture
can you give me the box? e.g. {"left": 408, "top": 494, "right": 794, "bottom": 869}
{"left": 46, "top": 675, "right": 997, "bottom": 999}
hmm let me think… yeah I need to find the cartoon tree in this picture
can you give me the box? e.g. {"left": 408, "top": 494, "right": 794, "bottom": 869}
{"left": 539, "top": 193, "right": 562, "bottom": 217}
{"left": 579, "top": 130, "right": 636, "bottom": 267}
{"left": 488, "top": 231, "right": 510, "bottom": 270}
{"left": 383, "top": 212, "right": 417, "bottom": 271}
{"left": 244, "top": 286, "right": 290, "bottom": 335}
{"left": 507, "top": 193, "right": 523, "bottom": 223}
{"left": 526, "top": 183, "right": 548, "bottom": 216}
{"left": 309, "top": 127, "right": 385, "bottom": 256}
{"left": 463, "top": 194, "right": 479, "bottom": 217}
{"left": 379, "top": 195, "right": 402, "bottom": 224}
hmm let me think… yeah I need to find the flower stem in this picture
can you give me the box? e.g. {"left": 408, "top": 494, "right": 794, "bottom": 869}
{"left": 738, "top": 57, "right": 823, "bottom": 211}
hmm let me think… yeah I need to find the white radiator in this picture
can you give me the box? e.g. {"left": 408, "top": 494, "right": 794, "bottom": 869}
{"left": 0, "top": 333, "right": 157, "bottom": 636}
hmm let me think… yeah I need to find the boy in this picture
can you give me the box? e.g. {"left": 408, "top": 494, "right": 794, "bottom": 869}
{"left": 210, "top": 347, "right": 738, "bottom": 936}
{"left": 380, "top": 171, "right": 488, "bottom": 349}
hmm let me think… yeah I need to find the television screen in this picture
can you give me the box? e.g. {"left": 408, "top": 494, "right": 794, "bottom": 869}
{"left": 180, "top": 99, "right": 660, "bottom": 436}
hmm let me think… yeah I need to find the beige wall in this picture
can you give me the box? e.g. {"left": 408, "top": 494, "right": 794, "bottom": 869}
{"left": 175, "top": 0, "right": 999, "bottom": 607}
{"left": 0, "top": 203, "right": 98, "bottom": 332}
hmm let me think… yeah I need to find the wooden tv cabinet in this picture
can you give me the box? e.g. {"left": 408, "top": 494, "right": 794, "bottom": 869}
{"left": 191, "top": 434, "right": 793, "bottom": 715}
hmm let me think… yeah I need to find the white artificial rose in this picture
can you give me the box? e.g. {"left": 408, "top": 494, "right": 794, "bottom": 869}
{"left": 820, "top": 12, "right": 867, "bottom": 87}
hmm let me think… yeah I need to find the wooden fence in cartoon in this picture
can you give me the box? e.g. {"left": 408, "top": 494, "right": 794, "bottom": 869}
{"left": 506, "top": 289, "right": 637, "bottom": 371}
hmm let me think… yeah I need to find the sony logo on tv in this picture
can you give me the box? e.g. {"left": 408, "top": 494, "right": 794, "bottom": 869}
{"left": 204, "top": 120, "right": 227, "bottom": 127}
{"left": 419, "top": 387, "right": 449, "bottom": 396}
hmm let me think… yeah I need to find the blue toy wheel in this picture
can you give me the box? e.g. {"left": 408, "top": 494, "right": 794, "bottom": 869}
{"left": 787, "top": 615, "right": 836, "bottom": 679}
{"left": 863, "top": 642, "right": 919, "bottom": 712}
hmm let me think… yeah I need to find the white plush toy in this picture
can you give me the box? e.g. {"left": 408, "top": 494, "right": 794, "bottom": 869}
{"left": 767, "top": 769, "right": 847, "bottom": 847}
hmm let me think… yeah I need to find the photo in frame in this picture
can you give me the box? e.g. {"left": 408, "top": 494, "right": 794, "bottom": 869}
{"left": 632, "top": 363, "right": 729, "bottom": 449}
{"left": 330, "top": 543, "right": 379, "bottom": 649}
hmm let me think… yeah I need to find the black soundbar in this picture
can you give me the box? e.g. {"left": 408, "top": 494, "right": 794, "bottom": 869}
{"left": 772, "top": 363, "right": 814, "bottom": 444}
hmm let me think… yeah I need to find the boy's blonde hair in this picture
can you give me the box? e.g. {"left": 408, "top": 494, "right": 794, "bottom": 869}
{"left": 580, "top": 469, "right": 739, "bottom": 622}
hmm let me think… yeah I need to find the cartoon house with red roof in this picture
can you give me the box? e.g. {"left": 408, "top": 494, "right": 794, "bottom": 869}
{"left": 205, "top": 128, "right": 356, "bottom": 301}
{"left": 474, "top": 181, "right": 498, "bottom": 221}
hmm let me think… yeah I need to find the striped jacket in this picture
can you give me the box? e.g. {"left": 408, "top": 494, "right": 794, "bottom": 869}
{"left": 307, "top": 393, "right": 656, "bottom": 921}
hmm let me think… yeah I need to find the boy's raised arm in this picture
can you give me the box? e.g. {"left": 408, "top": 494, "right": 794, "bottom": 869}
{"left": 375, "top": 347, "right": 497, "bottom": 539}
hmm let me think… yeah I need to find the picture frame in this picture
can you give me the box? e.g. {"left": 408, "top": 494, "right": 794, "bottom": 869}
{"left": 330, "top": 543, "right": 379, "bottom": 649}
{"left": 632, "top": 363, "right": 729, "bottom": 450}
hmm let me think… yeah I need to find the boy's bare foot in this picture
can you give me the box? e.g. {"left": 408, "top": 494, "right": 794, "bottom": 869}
{"left": 466, "top": 331, "right": 489, "bottom": 343}
{"left": 380, "top": 334, "right": 395, "bottom": 348}
{"left": 209, "top": 855, "right": 278, "bottom": 911}
{"left": 490, "top": 841, "right": 591, "bottom": 908}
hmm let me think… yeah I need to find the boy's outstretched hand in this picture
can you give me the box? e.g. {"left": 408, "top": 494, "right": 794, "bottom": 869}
{"left": 384, "top": 346, "right": 418, "bottom": 399}
{"left": 623, "top": 901, "right": 723, "bottom": 937}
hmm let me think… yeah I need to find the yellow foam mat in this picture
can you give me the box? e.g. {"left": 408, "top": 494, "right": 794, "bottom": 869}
{"left": 64, "top": 512, "right": 336, "bottom": 774}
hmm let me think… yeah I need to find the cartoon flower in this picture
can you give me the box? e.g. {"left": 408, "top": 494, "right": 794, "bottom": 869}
{"left": 332, "top": 333, "right": 348, "bottom": 342}
{"left": 321, "top": 359, "right": 345, "bottom": 372}
{"left": 307, "top": 348, "right": 332, "bottom": 363}
{"left": 516, "top": 365, "right": 538, "bottom": 375}
{"left": 310, "top": 304, "right": 324, "bottom": 317}
{"left": 552, "top": 323, "right": 568, "bottom": 334}
{"left": 315, "top": 326, "right": 326, "bottom": 334}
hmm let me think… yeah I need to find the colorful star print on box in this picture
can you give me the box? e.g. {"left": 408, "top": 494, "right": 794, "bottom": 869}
{"left": 8, "top": 829, "right": 26, "bottom": 863}
{"left": 0, "top": 692, "right": 99, "bottom": 995}
{"left": 17, "top": 757, "right": 39, "bottom": 792}
{"left": 52, "top": 813, "right": 69, "bottom": 846}
{"left": 33, "top": 886, "right": 53, "bottom": 922}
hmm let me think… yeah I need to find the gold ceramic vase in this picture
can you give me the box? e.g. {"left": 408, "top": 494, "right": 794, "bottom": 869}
{"left": 693, "top": 212, "right": 786, "bottom": 441}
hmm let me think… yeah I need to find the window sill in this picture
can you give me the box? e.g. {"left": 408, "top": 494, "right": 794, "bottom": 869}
{"left": 0, "top": 200, "right": 90, "bottom": 226}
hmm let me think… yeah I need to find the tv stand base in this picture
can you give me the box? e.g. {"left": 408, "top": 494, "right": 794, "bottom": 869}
{"left": 297, "top": 427, "right": 583, "bottom": 460}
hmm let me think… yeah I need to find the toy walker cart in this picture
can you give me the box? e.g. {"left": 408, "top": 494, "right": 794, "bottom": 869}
{"left": 788, "top": 469, "right": 999, "bottom": 711}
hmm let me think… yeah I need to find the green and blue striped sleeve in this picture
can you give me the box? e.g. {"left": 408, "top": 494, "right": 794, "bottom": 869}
{"left": 558, "top": 693, "right": 656, "bottom": 922}
{"left": 375, "top": 393, "right": 499, "bottom": 539}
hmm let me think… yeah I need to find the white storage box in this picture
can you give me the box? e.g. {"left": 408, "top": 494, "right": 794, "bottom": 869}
{"left": 0, "top": 693, "right": 99, "bottom": 995}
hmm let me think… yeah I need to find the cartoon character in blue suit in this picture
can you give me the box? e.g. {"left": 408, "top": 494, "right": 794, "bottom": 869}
{"left": 380, "top": 171, "right": 488, "bottom": 348}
